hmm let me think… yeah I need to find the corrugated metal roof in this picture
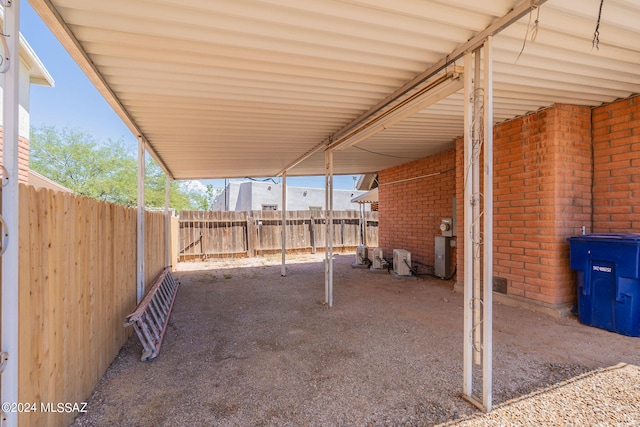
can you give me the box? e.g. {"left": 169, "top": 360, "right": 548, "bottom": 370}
{"left": 29, "top": 0, "right": 640, "bottom": 179}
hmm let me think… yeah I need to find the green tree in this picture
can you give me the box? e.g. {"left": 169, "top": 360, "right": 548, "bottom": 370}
{"left": 30, "top": 125, "right": 213, "bottom": 210}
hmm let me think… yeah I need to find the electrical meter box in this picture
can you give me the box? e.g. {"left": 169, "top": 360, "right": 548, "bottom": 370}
{"left": 435, "top": 236, "right": 451, "bottom": 278}
{"left": 440, "top": 218, "right": 453, "bottom": 237}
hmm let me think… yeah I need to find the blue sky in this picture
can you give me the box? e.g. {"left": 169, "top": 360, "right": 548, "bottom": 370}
{"left": 21, "top": 3, "right": 359, "bottom": 191}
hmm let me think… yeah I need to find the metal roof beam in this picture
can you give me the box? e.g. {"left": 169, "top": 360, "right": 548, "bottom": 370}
{"left": 276, "top": 0, "right": 547, "bottom": 176}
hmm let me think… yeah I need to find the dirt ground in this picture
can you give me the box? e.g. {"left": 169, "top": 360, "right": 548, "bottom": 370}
{"left": 71, "top": 253, "right": 640, "bottom": 426}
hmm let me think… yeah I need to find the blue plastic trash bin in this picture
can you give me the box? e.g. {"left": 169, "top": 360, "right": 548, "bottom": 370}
{"left": 568, "top": 233, "right": 640, "bottom": 337}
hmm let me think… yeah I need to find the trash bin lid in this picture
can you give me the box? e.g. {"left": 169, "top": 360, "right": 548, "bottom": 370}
{"left": 568, "top": 233, "right": 640, "bottom": 243}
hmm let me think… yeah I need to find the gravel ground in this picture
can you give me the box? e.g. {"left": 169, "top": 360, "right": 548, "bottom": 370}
{"left": 71, "top": 253, "right": 640, "bottom": 426}
{"left": 439, "top": 363, "right": 640, "bottom": 426}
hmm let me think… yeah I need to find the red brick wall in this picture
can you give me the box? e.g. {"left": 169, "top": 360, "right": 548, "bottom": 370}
{"left": 0, "top": 127, "right": 30, "bottom": 184}
{"left": 487, "top": 104, "right": 592, "bottom": 307}
{"left": 378, "top": 149, "right": 456, "bottom": 271}
{"left": 381, "top": 103, "right": 593, "bottom": 309}
{"left": 592, "top": 95, "right": 640, "bottom": 232}
{"left": 378, "top": 96, "right": 639, "bottom": 312}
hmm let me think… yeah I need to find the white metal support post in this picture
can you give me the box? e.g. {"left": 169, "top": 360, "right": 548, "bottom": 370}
{"left": 462, "top": 50, "right": 474, "bottom": 400}
{"left": 164, "top": 175, "right": 171, "bottom": 268}
{"left": 361, "top": 204, "right": 367, "bottom": 247}
{"left": 281, "top": 171, "right": 287, "bottom": 277}
{"left": 482, "top": 36, "right": 494, "bottom": 412}
{"left": 137, "top": 137, "right": 146, "bottom": 303}
{"left": 472, "top": 48, "right": 482, "bottom": 368}
{"left": 462, "top": 40, "right": 494, "bottom": 412}
{"left": 1, "top": 2, "right": 21, "bottom": 425}
{"left": 324, "top": 149, "right": 334, "bottom": 307}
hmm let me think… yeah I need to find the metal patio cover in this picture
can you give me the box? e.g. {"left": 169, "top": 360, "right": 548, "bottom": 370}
{"left": 29, "top": 0, "right": 640, "bottom": 180}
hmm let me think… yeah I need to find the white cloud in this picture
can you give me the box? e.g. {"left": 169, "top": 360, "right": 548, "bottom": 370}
{"left": 179, "top": 180, "right": 208, "bottom": 194}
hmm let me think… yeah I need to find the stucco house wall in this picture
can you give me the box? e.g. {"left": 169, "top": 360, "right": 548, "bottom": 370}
{"left": 212, "top": 181, "right": 368, "bottom": 211}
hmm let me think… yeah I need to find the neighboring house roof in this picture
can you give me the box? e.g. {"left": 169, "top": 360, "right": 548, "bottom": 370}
{"left": 0, "top": 11, "right": 55, "bottom": 87}
{"left": 356, "top": 174, "right": 378, "bottom": 191}
{"left": 0, "top": 19, "right": 55, "bottom": 184}
{"left": 28, "top": 170, "right": 72, "bottom": 193}
{"left": 19, "top": 33, "right": 54, "bottom": 87}
{"left": 351, "top": 188, "right": 378, "bottom": 204}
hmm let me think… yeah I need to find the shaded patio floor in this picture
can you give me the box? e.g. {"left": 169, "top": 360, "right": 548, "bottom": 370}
{"left": 71, "top": 253, "right": 640, "bottom": 426}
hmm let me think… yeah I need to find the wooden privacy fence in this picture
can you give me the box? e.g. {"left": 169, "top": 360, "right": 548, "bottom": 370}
{"left": 0, "top": 184, "right": 172, "bottom": 427}
{"left": 179, "top": 210, "right": 379, "bottom": 260}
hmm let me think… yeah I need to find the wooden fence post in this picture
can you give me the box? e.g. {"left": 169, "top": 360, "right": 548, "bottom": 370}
{"left": 310, "top": 213, "right": 316, "bottom": 254}
{"left": 247, "top": 213, "right": 256, "bottom": 257}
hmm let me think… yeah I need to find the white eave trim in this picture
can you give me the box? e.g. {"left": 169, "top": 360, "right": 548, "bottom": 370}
{"left": 0, "top": 7, "right": 55, "bottom": 87}
{"left": 20, "top": 33, "right": 55, "bottom": 87}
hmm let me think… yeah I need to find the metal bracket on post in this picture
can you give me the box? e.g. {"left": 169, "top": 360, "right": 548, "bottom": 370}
{"left": 0, "top": 165, "right": 8, "bottom": 186}
{"left": 0, "top": 165, "right": 12, "bottom": 258}
{"left": 0, "top": 32, "right": 10, "bottom": 74}
{"left": 0, "top": 352, "right": 7, "bottom": 427}
{"left": 0, "top": 351, "right": 7, "bottom": 374}
{"left": 0, "top": 214, "right": 7, "bottom": 256}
